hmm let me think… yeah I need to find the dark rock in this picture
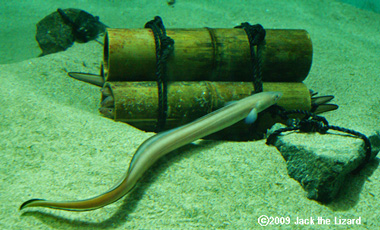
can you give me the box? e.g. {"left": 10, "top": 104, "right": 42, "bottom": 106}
{"left": 36, "top": 8, "right": 107, "bottom": 56}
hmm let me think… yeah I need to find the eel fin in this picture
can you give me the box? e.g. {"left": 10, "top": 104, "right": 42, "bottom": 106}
{"left": 245, "top": 108, "right": 258, "bottom": 124}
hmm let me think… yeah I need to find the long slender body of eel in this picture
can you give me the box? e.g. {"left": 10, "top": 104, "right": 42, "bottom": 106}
{"left": 20, "top": 91, "right": 282, "bottom": 211}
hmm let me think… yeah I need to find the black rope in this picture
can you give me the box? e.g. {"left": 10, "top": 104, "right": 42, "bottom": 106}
{"left": 266, "top": 109, "right": 372, "bottom": 173}
{"left": 144, "top": 16, "right": 174, "bottom": 132}
{"left": 235, "top": 23, "right": 266, "bottom": 94}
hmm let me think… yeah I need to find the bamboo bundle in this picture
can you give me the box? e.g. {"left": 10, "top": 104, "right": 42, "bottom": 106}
{"left": 66, "top": 26, "right": 332, "bottom": 140}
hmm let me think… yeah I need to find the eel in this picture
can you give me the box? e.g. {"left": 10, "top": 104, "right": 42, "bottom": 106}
{"left": 20, "top": 91, "right": 282, "bottom": 211}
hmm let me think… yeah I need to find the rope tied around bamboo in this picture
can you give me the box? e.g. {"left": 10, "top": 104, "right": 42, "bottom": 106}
{"left": 235, "top": 23, "right": 266, "bottom": 94}
{"left": 144, "top": 16, "right": 174, "bottom": 132}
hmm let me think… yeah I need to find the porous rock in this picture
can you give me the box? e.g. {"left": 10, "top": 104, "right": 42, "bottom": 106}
{"left": 268, "top": 124, "right": 380, "bottom": 202}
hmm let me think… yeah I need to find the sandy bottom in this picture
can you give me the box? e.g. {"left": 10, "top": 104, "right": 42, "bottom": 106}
{"left": 1, "top": 0, "right": 379, "bottom": 229}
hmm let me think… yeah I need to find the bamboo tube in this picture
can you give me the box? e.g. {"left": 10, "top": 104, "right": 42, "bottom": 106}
{"left": 100, "top": 82, "right": 311, "bottom": 140}
{"left": 103, "top": 28, "right": 312, "bottom": 83}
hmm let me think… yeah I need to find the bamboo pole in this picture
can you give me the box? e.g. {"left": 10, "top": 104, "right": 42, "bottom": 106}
{"left": 103, "top": 28, "right": 312, "bottom": 83}
{"left": 100, "top": 81, "right": 310, "bottom": 140}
